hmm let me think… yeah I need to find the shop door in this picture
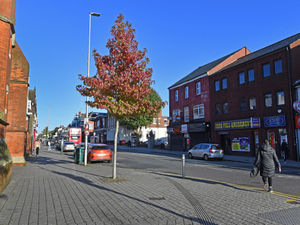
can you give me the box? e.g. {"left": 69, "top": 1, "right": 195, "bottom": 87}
{"left": 220, "top": 135, "right": 231, "bottom": 154}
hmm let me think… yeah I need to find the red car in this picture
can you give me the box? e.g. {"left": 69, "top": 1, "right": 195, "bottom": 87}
{"left": 88, "top": 144, "right": 112, "bottom": 163}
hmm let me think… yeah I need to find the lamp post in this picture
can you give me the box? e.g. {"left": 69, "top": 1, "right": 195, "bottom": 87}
{"left": 84, "top": 12, "right": 100, "bottom": 166}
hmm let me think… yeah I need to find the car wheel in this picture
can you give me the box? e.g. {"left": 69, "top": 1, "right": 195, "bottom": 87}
{"left": 188, "top": 153, "right": 193, "bottom": 159}
{"left": 203, "top": 154, "right": 208, "bottom": 161}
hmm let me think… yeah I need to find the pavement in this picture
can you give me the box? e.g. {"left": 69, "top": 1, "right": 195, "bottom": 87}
{"left": 116, "top": 145, "right": 300, "bottom": 169}
{"left": 0, "top": 146, "right": 300, "bottom": 225}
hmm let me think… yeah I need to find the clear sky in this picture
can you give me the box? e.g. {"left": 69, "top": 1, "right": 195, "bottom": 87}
{"left": 15, "top": 0, "right": 300, "bottom": 133}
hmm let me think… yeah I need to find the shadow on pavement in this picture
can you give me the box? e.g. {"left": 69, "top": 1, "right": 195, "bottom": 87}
{"left": 39, "top": 166, "right": 217, "bottom": 225}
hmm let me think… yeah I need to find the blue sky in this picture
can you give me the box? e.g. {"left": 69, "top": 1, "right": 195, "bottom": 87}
{"left": 15, "top": 0, "right": 300, "bottom": 132}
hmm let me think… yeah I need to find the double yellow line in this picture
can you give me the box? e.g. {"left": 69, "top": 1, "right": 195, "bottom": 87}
{"left": 161, "top": 171, "right": 300, "bottom": 203}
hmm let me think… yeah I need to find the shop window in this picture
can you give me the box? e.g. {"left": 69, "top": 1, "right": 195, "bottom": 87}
{"left": 184, "top": 106, "right": 189, "bottom": 122}
{"left": 215, "top": 104, "right": 222, "bottom": 115}
{"left": 276, "top": 91, "right": 285, "bottom": 105}
{"left": 223, "top": 102, "right": 229, "bottom": 114}
{"left": 215, "top": 80, "right": 220, "bottom": 92}
{"left": 249, "top": 97, "right": 256, "bottom": 110}
{"left": 263, "top": 63, "right": 271, "bottom": 77}
{"left": 222, "top": 78, "right": 227, "bottom": 89}
{"left": 264, "top": 93, "right": 272, "bottom": 107}
{"left": 193, "top": 104, "right": 204, "bottom": 119}
{"left": 274, "top": 59, "right": 283, "bottom": 74}
{"left": 239, "top": 72, "right": 245, "bottom": 84}
{"left": 248, "top": 69, "right": 255, "bottom": 82}
{"left": 196, "top": 81, "right": 201, "bottom": 95}
{"left": 240, "top": 97, "right": 247, "bottom": 112}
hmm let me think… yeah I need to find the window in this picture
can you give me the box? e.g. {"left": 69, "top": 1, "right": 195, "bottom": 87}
{"left": 185, "top": 86, "right": 189, "bottom": 99}
{"left": 222, "top": 78, "right": 227, "bottom": 89}
{"left": 274, "top": 59, "right": 282, "bottom": 74}
{"left": 172, "top": 109, "right": 180, "bottom": 121}
{"left": 158, "top": 118, "right": 161, "bottom": 125}
{"left": 276, "top": 91, "right": 285, "bottom": 105}
{"left": 164, "top": 119, "right": 168, "bottom": 126}
{"left": 249, "top": 97, "right": 256, "bottom": 110}
{"left": 184, "top": 107, "right": 189, "bottom": 122}
{"left": 239, "top": 72, "right": 245, "bottom": 84}
{"left": 153, "top": 118, "right": 157, "bottom": 124}
{"left": 223, "top": 102, "right": 229, "bottom": 114}
{"left": 215, "top": 80, "right": 220, "bottom": 91}
{"left": 264, "top": 93, "right": 272, "bottom": 107}
{"left": 240, "top": 97, "right": 247, "bottom": 112}
{"left": 196, "top": 81, "right": 201, "bottom": 95}
{"left": 175, "top": 90, "right": 178, "bottom": 102}
{"left": 193, "top": 104, "right": 204, "bottom": 119}
{"left": 263, "top": 63, "right": 271, "bottom": 77}
{"left": 248, "top": 69, "right": 255, "bottom": 82}
{"left": 215, "top": 104, "right": 222, "bottom": 115}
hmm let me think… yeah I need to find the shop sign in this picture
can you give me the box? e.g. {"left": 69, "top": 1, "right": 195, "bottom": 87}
{"left": 181, "top": 124, "right": 188, "bottom": 133}
{"left": 215, "top": 117, "right": 260, "bottom": 130}
{"left": 232, "top": 137, "right": 250, "bottom": 152}
{"left": 173, "top": 127, "right": 181, "bottom": 134}
{"left": 167, "top": 128, "right": 173, "bottom": 133}
{"left": 295, "top": 116, "right": 300, "bottom": 129}
{"left": 293, "top": 101, "right": 300, "bottom": 113}
{"left": 264, "top": 115, "right": 286, "bottom": 127}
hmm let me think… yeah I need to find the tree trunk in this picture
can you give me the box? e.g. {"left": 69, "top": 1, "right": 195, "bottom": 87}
{"left": 113, "top": 119, "right": 119, "bottom": 179}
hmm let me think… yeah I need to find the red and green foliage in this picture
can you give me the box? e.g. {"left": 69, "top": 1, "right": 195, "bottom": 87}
{"left": 77, "top": 14, "right": 164, "bottom": 118}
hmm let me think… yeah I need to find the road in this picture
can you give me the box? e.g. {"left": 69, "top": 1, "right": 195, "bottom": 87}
{"left": 109, "top": 148, "right": 300, "bottom": 197}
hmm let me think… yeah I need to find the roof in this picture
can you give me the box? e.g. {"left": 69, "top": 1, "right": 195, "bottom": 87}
{"left": 218, "top": 33, "right": 300, "bottom": 73}
{"left": 168, "top": 49, "right": 242, "bottom": 89}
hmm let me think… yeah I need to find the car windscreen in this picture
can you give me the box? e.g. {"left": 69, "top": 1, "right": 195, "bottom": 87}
{"left": 64, "top": 142, "right": 74, "bottom": 145}
{"left": 212, "top": 145, "right": 222, "bottom": 150}
{"left": 91, "top": 146, "right": 109, "bottom": 150}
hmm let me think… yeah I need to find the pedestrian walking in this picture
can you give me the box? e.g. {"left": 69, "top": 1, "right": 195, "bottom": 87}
{"left": 36, "top": 146, "right": 39, "bottom": 156}
{"left": 254, "top": 139, "right": 281, "bottom": 193}
{"left": 280, "top": 139, "right": 289, "bottom": 162}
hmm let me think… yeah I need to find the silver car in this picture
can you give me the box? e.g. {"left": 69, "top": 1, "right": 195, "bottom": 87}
{"left": 188, "top": 143, "right": 224, "bottom": 160}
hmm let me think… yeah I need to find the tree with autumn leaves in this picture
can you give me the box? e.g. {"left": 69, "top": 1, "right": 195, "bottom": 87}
{"left": 77, "top": 14, "right": 165, "bottom": 179}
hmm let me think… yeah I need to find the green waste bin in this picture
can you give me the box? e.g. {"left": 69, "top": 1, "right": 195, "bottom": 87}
{"left": 74, "top": 147, "right": 84, "bottom": 164}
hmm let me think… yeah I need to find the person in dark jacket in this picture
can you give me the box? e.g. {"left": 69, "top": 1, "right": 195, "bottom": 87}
{"left": 280, "top": 139, "right": 289, "bottom": 162}
{"left": 254, "top": 139, "right": 281, "bottom": 193}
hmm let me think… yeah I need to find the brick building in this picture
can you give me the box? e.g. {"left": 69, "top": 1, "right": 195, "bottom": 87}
{"left": 168, "top": 47, "right": 250, "bottom": 150}
{"left": 209, "top": 33, "right": 300, "bottom": 160}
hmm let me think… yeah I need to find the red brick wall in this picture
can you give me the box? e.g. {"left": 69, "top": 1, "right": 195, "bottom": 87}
{"left": 0, "top": 0, "right": 16, "bottom": 23}
{"left": 6, "top": 42, "right": 29, "bottom": 160}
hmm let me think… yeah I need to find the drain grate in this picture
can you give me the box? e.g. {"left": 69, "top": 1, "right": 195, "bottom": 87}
{"left": 149, "top": 197, "right": 165, "bottom": 200}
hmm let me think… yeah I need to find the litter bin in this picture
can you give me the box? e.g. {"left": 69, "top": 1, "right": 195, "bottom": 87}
{"left": 74, "top": 147, "right": 84, "bottom": 164}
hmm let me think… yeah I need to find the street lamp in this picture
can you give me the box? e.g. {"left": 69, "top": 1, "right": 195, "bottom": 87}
{"left": 84, "top": 12, "right": 100, "bottom": 166}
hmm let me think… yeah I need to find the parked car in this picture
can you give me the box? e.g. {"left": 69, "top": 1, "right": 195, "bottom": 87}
{"left": 155, "top": 138, "right": 168, "bottom": 149}
{"left": 119, "top": 140, "right": 126, "bottom": 145}
{"left": 63, "top": 141, "right": 75, "bottom": 152}
{"left": 188, "top": 143, "right": 224, "bottom": 160}
{"left": 88, "top": 144, "right": 112, "bottom": 163}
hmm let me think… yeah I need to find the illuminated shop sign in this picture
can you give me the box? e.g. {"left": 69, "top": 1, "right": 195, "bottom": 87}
{"left": 215, "top": 117, "right": 260, "bottom": 130}
{"left": 264, "top": 115, "right": 286, "bottom": 127}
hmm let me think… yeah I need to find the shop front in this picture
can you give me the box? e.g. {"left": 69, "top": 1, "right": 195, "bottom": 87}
{"left": 214, "top": 117, "right": 261, "bottom": 156}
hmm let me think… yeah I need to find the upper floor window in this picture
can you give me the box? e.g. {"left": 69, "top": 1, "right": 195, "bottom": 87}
{"left": 153, "top": 118, "right": 157, "bottom": 124}
{"left": 223, "top": 102, "right": 229, "bottom": 114}
{"left": 263, "top": 63, "right": 271, "bottom": 77}
{"left": 185, "top": 86, "right": 189, "bottom": 99}
{"left": 222, "top": 78, "right": 227, "bottom": 89}
{"left": 239, "top": 72, "right": 245, "bottom": 84}
{"left": 158, "top": 118, "right": 161, "bottom": 125}
{"left": 240, "top": 97, "right": 247, "bottom": 112}
{"left": 196, "top": 81, "right": 201, "bottom": 95}
{"left": 193, "top": 104, "right": 204, "bottom": 119}
{"left": 215, "top": 80, "right": 220, "bottom": 92}
{"left": 184, "top": 106, "right": 189, "bottom": 122}
{"left": 215, "top": 104, "right": 222, "bottom": 115}
{"left": 164, "top": 119, "right": 168, "bottom": 126}
{"left": 274, "top": 59, "right": 283, "bottom": 74}
{"left": 175, "top": 90, "right": 178, "bottom": 102}
{"left": 264, "top": 93, "right": 272, "bottom": 107}
{"left": 248, "top": 69, "right": 255, "bottom": 82}
{"left": 172, "top": 109, "right": 180, "bottom": 121}
{"left": 249, "top": 97, "right": 256, "bottom": 110}
{"left": 276, "top": 91, "right": 285, "bottom": 105}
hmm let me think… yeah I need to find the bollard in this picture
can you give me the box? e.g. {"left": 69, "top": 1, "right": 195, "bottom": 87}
{"left": 182, "top": 154, "right": 185, "bottom": 178}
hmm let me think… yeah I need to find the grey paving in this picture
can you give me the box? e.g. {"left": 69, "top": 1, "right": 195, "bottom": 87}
{"left": 0, "top": 147, "right": 300, "bottom": 225}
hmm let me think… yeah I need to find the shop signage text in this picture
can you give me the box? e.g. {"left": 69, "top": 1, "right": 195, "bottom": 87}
{"left": 264, "top": 115, "right": 286, "bottom": 127}
{"left": 293, "top": 101, "right": 300, "bottom": 113}
{"left": 215, "top": 117, "right": 260, "bottom": 130}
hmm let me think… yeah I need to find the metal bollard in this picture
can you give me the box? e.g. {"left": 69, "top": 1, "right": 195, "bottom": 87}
{"left": 182, "top": 154, "right": 185, "bottom": 178}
